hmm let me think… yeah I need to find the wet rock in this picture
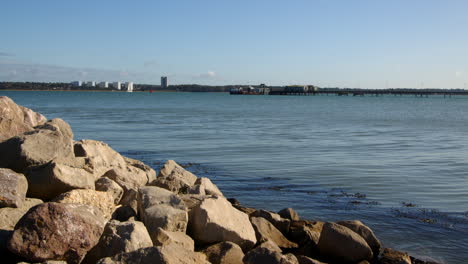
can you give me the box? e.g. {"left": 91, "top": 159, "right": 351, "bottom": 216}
{"left": 296, "top": 255, "right": 327, "bottom": 264}
{"left": 7, "top": 202, "right": 106, "bottom": 264}
{"left": 250, "top": 217, "right": 297, "bottom": 249}
{"left": 138, "top": 186, "right": 188, "bottom": 234}
{"left": 0, "top": 96, "right": 46, "bottom": 142}
{"left": 95, "top": 177, "right": 124, "bottom": 204}
{"left": 379, "top": 248, "right": 411, "bottom": 264}
{"left": 251, "top": 209, "right": 290, "bottom": 234}
{"left": 0, "top": 198, "right": 43, "bottom": 231}
{"left": 189, "top": 196, "right": 256, "bottom": 250}
{"left": 202, "top": 241, "right": 244, "bottom": 264}
{"left": 317, "top": 222, "right": 373, "bottom": 263}
{"left": 278, "top": 208, "right": 300, "bottom": 221}
{"left": 83, "top": 220, "right": 153, "bottom": 264}
{"left": 0, "top": 118, "right": 74, "bottom": 173}
{"left": 336, "top": 220, "right": 381, "bottom": 256}
{"left": 194, "top": 177, "right": 223, "bottom": 196}
{"left": 152, "top": 227, "right": 194, "bottom": 250}
{"left": 53, "top": 189, "right": 116, "bottom": 219}
{"left": 153, "top": 160, "right": 198, "bottom": 193}
{"left": 0, "top": 168, "right": 28, "bottom": 208}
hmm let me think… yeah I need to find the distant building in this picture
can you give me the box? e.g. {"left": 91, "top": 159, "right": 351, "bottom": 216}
{"left": 85, "top": 81, "right": 96, "bottom": 87}
{"left": 161, "top": 76, "right": 168, "bottom": 89}
{"left": 71, "top": 81, "right": 82, "bottom": 87}
{"left": 111, "top": 82, "right": 121, "bottom": 90}
{"left": 97, "top": 81, "right": 109, "bottom": 88}
{"left": 125, "top": 82, "right": 134, "bottom": 92}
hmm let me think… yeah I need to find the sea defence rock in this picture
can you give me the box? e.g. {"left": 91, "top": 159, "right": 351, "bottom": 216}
{"left": 153, "top": 160, "right": 198, "bottom": 193}
{"left": 278, "top": 208, "right": 300, "bottom": 221}
{"left": 378, "top": 248, "right": 412, "bottom": 264}
{"left": 295, "top": 255, "right": 327, "bottom": 264}
{"left": 151, "top": 227, "right": 194, "bottom": 249}
{"left": 337, "top": 220, "right": 381, "bottom": 256}
{"left": 189, "top": 196, "right": 256, "bottom": 250}
{"left": 0, "top": 118, "right": 74, "bottom": 173}
{"left": 73, "top": 140, "right": 127, "bottom": 177}
{"left": 138, "top": 186, "right": 188, "bottom": 237}
{"left": 250, "top": 209, "right": 290, "bottom": 235}
{"left": 83, "top": 220, "right": 153, "bottom": 264}
{"left": 0, "top": 168, "right": 28, "bottom": 208}
{"left": 193, "top": 177, "right": 223, "bottom": 197}
{"left": 0, "top": 198, "right": 43, "bottom": 231}
{"left": 0, "top": 96, "right": 46, "bottom": 142}
{"left": 243, "top": 240, "right": 297, "bottom": 264}
{"left": 250, "top": 216, "right": 297, "bottom": 249}
{"left": 7, "top": 202, "right": 106, "bottom": 264}
{"left": 53, "top": 189, "right": 116, "bottom": 219}
{"left": 317, "top": 222, "right": 373, "bottom": 263}
{"left": 202, "top": 241, "right": 244, "bottom": 264}
{"left": 95, "top": 177, "right": 124, "bottom": 204}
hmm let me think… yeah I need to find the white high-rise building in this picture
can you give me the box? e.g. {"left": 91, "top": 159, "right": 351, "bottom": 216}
{"left": 71, "top": 81, "right": 82, "bottom": 87}
{"left": 97, "top": 81, "right": 109, "bottom": 88}
{"left": 112, "top": 82, "right": 121, "bottom": 90}
{"left": 125, "top": 82, "right": 134, "bottom": 92}
{"left": 85, "top": 81, "right": 96, "bottom": 87}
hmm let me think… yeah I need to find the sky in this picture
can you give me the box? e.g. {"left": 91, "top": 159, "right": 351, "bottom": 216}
{"left": 1, "top": 0, "right": 468, "bottom": 88}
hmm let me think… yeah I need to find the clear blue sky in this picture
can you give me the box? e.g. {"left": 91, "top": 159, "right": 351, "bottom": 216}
{"left": 1, "top": 0, "right": 467, "bottom": 88}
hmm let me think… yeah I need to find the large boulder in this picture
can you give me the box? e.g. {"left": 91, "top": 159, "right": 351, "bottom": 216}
{"left": 250, "top": 209, "right": 290, "bottom": 235}
{"left": 278, "top": 208, "right": 300, "bottom": 221}
{"left": 0, "top": 118, "right": 74, "bottom": 173}
{"left": 317, "top": 222, "right": 373, "bottom": 263}
{"left": 243, "top": 240, "right": 297, "bottom": 264}
{"left": 153, "top": 160, "right": 198, "bottom": 193}
{"left": 0, "top": 96, "right": 46, "bottom": 142}
{"left": 95, "top": 177, "right": 124, "bottom": 204}
{"left": 7, "top": 202, "right": 106, "bottom": 264}
{"left": 296, "top": 255, "right": 327, "bottom": 264}
{"left": 53, "top": 189, "right": 116, "bottom": 219}
{"left": 123, "top": 157, "right": 156, "bottom": 184}
{"left": 250, "top": 217, "right": 297, "bottom": 249}
{"left": 83, "top": 220, "right": 153, "bottom": 264}
{"left": 151, "top": 227, "right": 194, "bottom": 250}
{"left": 193, "top": 177, "right": 223, "bottom": 197}
{"left": 25, "top": 157, "right": 96, "bottom": 200}
{"left": 378, "top": 248, "right": 411, "bottom": 264}
{"left": 188, "top": 196, "right": 256, "bottom": 250}
{"left": 336, "top": 220, "right": 381, "bottom": 256}
{"left": 0, "top": 168, "right": 28, "bottom": 208}
{"left": 73, "top": 140, "right": 127, "bottom": 177}
{"left": 202, "top": 241, "right": 244, "bottom": 264}
{"left": 288, "top": 220, "right": 323, "bottom": 253}
{"left": 0, "top": 198, "right": 43, "bottom": 231}
{"left": 138, "top": 186, "right": 188, "bottom": 236}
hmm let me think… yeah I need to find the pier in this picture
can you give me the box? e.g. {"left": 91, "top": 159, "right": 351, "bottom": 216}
{"left": 268, "top": 89, "right": 468, "bottom": 97}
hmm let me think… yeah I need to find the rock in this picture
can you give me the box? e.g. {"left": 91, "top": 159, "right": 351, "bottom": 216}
{"left": 379, "top": 248, "right": 411, "bottom": 264}
{"left": 119, "top": 188, "right": 139, "bottom": 213}
{"left": 243, "top": 240, "right": 296, "bottom": 264}
{"left": 288, "top": 220, "right": 323, "bottom": 248}
{"left": 26, "top": 158, "right": 96, "bottom": 200}
{"left": 53, "top": 189, "right": 116, "bottom": 219}
{"left": 83, "top": 220, "right": 153, "bottom": 264}
{"left": 227, "top": 198, "right": 240, "bottom": 206}
{"left": 180, "top": 194, "right": 214, "bottom": 212}
{"left": 0, "top": 96, "right": 46, "bottom": 142}
{"left": 0, "top": 168, "right": 28, "bottom": 208}
{"left": 97, "top": 244, "right": 209, "bottom": 264}
{"left": 202, "top": 241, "right": 244, "bottom": 264}
{"left": 111, "top": 205, "right": 137, "bottom": 222}
{"left": 17, "top": 261, "right": 67, "bottom": 264}
{"left": 278, "top": 208, "right": 300, "bottom": 221}
{"left": 152, "top": 227, "right": 194, "bottom": 250}
{"left": 138, "top": 186, "right": 188, "bottom": 235}
{"left": 7, "top": 202, "right": 106, "bottom": 264}
{"left": 189, "top": 196, "right": 256, "bottom": 250}
{"left": 0, "top": 118, "right": 74, "bottom": 173}
{"left": 123, "top": 156, "right": 156, "bottom": 184}
{"left": 74, "top": 140, "right": 127, "bottom": 177}
{"left": 283, "top": 253, "right": 299, "bottom": 264}
{"left": 0, "top": 198, "right": 43, "bottom": 231}
{"left": 250, "top": 209, "right": 290, "bottom": 235}
{"left": 103, "top": 167, "right": 149, "bottom": 193}
{"left": 194, "top": 177, "right": 223, "bottom": 196}
{"left": 317, "top": 222, "right": 373, "bottom": 263}
{"left": 296, "top": 255, "right": 327, "bottom": 264}
{"left": 95, "top": 177, "right": 124, "bottom": 204}
{"left": 153, "top": 160, "right": 198, "bottom": 193}
{"left": 250, "top": 217, "right": 297, "bottom": 249}
{"left": 336, "top": 220, "right": 381, "bottom": 256}
{"left": 233, "top": 205, "right": 257, "bottom": 215}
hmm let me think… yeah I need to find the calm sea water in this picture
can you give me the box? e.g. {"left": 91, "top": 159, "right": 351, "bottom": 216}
{"left": 2, "top": 91, "right": 468, "bottom": 263}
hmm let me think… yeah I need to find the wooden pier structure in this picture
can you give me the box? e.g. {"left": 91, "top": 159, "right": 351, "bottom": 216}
{"left": 268, "top": 89, "right": 468, "bottom": 97}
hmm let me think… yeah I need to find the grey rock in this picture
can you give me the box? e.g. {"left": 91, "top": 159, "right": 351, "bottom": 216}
{"left": 194, "top": 177, "right": 223, "bottom": 196}
{"left": 0, "top": 168, "right": 28, "bottom": 208}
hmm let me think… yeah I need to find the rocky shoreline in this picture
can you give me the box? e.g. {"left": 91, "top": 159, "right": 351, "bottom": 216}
{"left": 0, "top": 96, "right": 440, "bottom": 264}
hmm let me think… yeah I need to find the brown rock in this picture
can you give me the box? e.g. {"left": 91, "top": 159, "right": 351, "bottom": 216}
{"left": 296, "top": 255, "right": 327, "bottom": 264}
{"left": 0, "top": 96, "right": 46, "bottom": 142}
{"left": 123, "top": 156, "right": 156, "bottom": 184}
{"left": 0, "top": 198, "right": 43, "bottom": 231}
{"left": 95, "top": 177, "right": 124, "bottom": 204}
{"left": 0, "top": 168, "right": 28, "bottom": 208}
{"left": 379, "top": 248, "right": 411, "bottom": 264}
{"left": 202, "top": 241, "right": 244, "bottom": 264}
{"left": 250, "top": 209, "right": 290, "bottom": 234}
{"left": 7, "top": 202, "right": 106, "bottom": 264}
{"left": 53, "top": 189, "right": 116, "bottom": 219}
{"left": 243, "top": 240, "right": 296, "bottom": 264}
{"left": 336, "top": 220, "right": 381, "bottom": 256}
{"left": 278, "top": 208, "right": 300, "bottom": 221}
{"left": 194, "top": 177, "right": 223, "bottom": 196}
{"left": 250, "top": 217, "right": 297, "bottom": 249}
{"left": 74, "top": 140, "right": 127, "bottom": 177}
{"left": 153, "top": 160, "right": 198, "bottom": 193}
{"left": 152, "top": 227, "right": 194, "bottom": 250}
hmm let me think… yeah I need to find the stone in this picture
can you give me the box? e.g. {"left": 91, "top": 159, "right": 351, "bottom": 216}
{"left": 278, "top": 208, "right": 300, "bottom": 221}
{"left": 189, "top": 196, "right": 256, "bottom": 250}
{"left": 317, "top": 222, "right": 373, "bottom": 263}
{"left": 138, "top": 186, "right": 188, "bottom": 234}
{"left": 379, "top": 248, "right": 411, "bottom": 264}
{"left": 283, "top": 253, "right": 299, "bottom": 264}
{"left": 296, "top": 255, "right": 327, "bottom": 264}
{"left": 0, "top": 168, "right": 28, "bottom": 208}
{"left": 194, "top": 177, "right": 223, "bottom": 196}
{"left": 83, "top": 220, "right": 153, "bottom": 264}
{"left": 111, "top": 205, "right": 137, "bottom": 222}
{"left": 97, "top": 244, "right": 209, "bottom": 264}
{"left": 152, "top": 227, "right": 194, "bottom": 250}
{"left": 0, "top": 198, "right": 43, "bottom": 231}
{"left": 233, "top": 204, "right": 257, "bottom": 215}
{"left": 0, "top": 96, "right": 46, "bottom": 142}
{"left": 153, "top": 160, "right": 198, "bottom": 193}
{"left": 250, "top": 209, "right": 290, "bottom": 235}
{"left": 0, "top": 118, "right": 74, "bottom": 173}
{"left": 202, "top": 241, "right": 244, "bottom": 264}
{"left": 7, "top": 202, "right": 106, "bottom": 264}
{"left": 243, "top": 241, "right": 296, "bottom": 264}
{"left": 250, "top": 217, "right": 297, "bottom": 249}
{"left": 26, "top": 158, "right": 96, "bottom": 200}
{"left": 74, "top": 140, "right": 127, "bottom": 177}
{"left": 288, "top": 220, "right": 323, "bottom": 247}
{"left": 119, "top": 188, "right": 139, "bottom": 213}
{"left": 53, "top": 189, "right": 116, "bottom": 219}
{"left": 180, "top": 194, "right": 214, "bottom": 211}
{"left": 95, "top": 177, "right": 124, "bottom": 204}
{"left": 123, "top": 156, "right": 157, "bottom": 184}
{"left": 336, "top": 220, "right": 381, "bottom": 255}
{"left": 103, "top": 167, "right": 149, "bottom": 193}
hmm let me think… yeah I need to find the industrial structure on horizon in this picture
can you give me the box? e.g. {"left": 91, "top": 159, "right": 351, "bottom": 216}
{"left": 161, "top": 76, "right": 168, "bottom": 89}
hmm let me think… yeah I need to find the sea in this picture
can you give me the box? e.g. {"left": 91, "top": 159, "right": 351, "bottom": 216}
{"left": 2, "top": 91, "right": 467, "bottom": 263}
